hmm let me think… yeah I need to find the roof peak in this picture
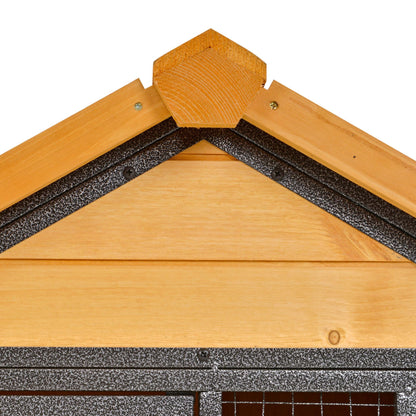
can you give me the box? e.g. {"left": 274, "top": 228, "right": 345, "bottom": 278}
{"left": 153, "top": 29, "right": 267, "bottom": 127}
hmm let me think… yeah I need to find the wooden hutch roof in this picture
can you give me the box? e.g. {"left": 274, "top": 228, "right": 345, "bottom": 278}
{"left": 0, "top": 30, "right": 415, "bottom": 348}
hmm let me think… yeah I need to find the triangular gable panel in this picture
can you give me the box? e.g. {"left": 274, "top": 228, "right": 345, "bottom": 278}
{"left": 1, "top": 30, "right": 414, "bottom": 264}
{"left": 0, "top": 143, "right": 405, "bottom": 262}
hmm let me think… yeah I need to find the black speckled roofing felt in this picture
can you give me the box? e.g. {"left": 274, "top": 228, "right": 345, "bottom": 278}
{"left": 1, "top": 347, "right": 416, "bottom": 369}
{"left": 0, "top": 118, "right": 415, "bottom": 261}
{"left": 0, "top": 395, "right": 195, "bottom": 416}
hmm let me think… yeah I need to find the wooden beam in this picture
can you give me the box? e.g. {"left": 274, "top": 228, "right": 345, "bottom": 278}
{"left": 0, "top": 260, "right": 415, "bottom": 348}
{"left": 153, "top": 29, "right": 266, "bottom": 127}
{"left": 153, "top": 29, "right": 266, "bottom": 82}
{"left": 244, "top": 81, "right": 416, "bottom": 217}
{"left": 0, "top": 81, "right": 170, "bottom": 212}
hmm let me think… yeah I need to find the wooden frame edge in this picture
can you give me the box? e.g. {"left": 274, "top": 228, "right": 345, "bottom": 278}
{"left": 244, "top": 80, "right": 416, "bottom": 218}
{"left": 0, "top": 80, "right": 170, "bottom": 212}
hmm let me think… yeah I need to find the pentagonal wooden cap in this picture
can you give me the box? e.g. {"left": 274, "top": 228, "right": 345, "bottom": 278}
{"left": 153, "top": 29, "right": 266, "bottom": 128}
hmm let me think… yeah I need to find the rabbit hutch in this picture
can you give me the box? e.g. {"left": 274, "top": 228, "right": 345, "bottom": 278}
{"left": 0, "top": 30, "right": 415, "bottom": 416}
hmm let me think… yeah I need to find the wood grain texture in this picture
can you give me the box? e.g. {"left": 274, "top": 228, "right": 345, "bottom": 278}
{"left": 0, "top": 159, "right": 404, "bottom": 261}
{"left": 154, "top": 48, "right": 264, "bottom": 127}
{"left": 180, "top": 140, "right": 229, "bottom": 155}
{"left": 153, "top": 29, "right": 266, "bottom": 83}
{"left": 0, "top": 260, "right": 415, "bottom": 347}
{"left": 244, "top": 81, "right": 416, "bottom": 217}
{"left": 0, "top": 81, "right": 170, "bottom": 212}
{"left": 171, "top": 140, "right": 235, "bottom": 160}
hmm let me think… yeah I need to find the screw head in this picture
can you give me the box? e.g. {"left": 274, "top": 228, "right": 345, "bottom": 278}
{"left": 134, "top": 102, "right": 143, "bottom": 111}
{"left": 197, "top": 349, "right": 210, "bottom": 362}
{"left": 269, "top": 101, "right": 278, "bottom": 110}
{"left": 271, "top": 167, "right": 284, "bottom": 181}
{"left": 123, "top": 166, "right": 136, "bottom": 181}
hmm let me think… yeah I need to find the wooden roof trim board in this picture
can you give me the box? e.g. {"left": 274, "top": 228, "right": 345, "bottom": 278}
{"left": 0, "top": 81, "right": 170, "bottom": 213}
{"left": 0, "top": 29, "right": 415, "bottom": 258}
{"left": 244, "top": 81, "right": 416, "bottom": 218}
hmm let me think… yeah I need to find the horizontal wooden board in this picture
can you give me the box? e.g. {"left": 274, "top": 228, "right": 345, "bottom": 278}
{"left": 0, "top": 82, "right": 170, "bottom": 212}
{"left": 244, "top": 81, "right": 416, "bottom": 218}
{"left": 0, "top": 159, "right": 404, "bottom": 261}
{"left": 0, "top": 260, "right": 415, "bottom": 347}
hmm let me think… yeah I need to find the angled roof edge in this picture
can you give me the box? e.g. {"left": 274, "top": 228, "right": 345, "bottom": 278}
{"left": 0, "top": 82, "right": 170, "bottom": 213}
{"left": 0, "top": 30, "right": 415, "bottom": 236}
{"left": 244, "top": 81, "right": 416, "bottom": 218}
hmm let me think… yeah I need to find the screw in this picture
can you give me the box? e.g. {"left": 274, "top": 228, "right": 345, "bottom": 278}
{"left": 271, "top": 167, "right": 284, "bottom": 181}
{"left": 123, "top": 166, "right": 136, "bottom": 181}
{"left": 134, "top": 102, "right": 143, "bottom": 111}
{"left": 405, "top": 386, "right": 414, "bottom": 396}
{"left": 197, "top": 349, "right": 210, "bottom": 362}
{"left": 269, "top": 101, "right": 278, "bottom": 110}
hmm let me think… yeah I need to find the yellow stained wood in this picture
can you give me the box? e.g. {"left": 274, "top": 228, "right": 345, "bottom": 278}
{"left": 0, "top": 81, "right": 170, "bottom": 212}
{"left": 172, "top": 153, "right": 236, "bottom": 161}
{"left": 244, "top": 81, "right": 416, "bottom": 217}
{"left": 154, "top": 48, "right": 264, "bottom": 127}
{"left": 153, "top": 29, "right": 266, "bottom": 83}
{"left": 0, "top": 260, "right": 415, "bottom": 347}
{"left": 1, "top": 159, "right": 404, "bottom": 261}
{"left": 180, "top": 140, "right": 229, "bottom": 155}
{"left": 172, "top": 140, "right": 235, "bottom": 161}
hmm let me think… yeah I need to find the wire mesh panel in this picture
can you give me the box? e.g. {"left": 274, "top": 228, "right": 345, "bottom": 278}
{"left": 222, "top": 392, "right": 396, "bottom": 416}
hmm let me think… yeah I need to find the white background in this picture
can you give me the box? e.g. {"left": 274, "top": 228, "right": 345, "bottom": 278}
{"left": 0, "top": 0, "right": 415, "bottom": 160}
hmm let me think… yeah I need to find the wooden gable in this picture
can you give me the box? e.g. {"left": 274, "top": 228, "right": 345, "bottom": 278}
{"left": 0, "top": 141, "right": 403, "bottom": 262}
{"left": 0, "top": 30, "right": 415, "bottom": 349}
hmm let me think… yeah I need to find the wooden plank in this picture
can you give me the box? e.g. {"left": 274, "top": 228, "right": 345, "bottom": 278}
{"left": 0, "top": 81, "right": 170, "bottom": 212}
{"left": 0, "top": 159, "right": 405, "bottom": 262}
{"left": 0, "top": 260, "right": 415, "bottom": 347}
{"left": 244, "top": 81, "right": 416, "bottom": 217}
